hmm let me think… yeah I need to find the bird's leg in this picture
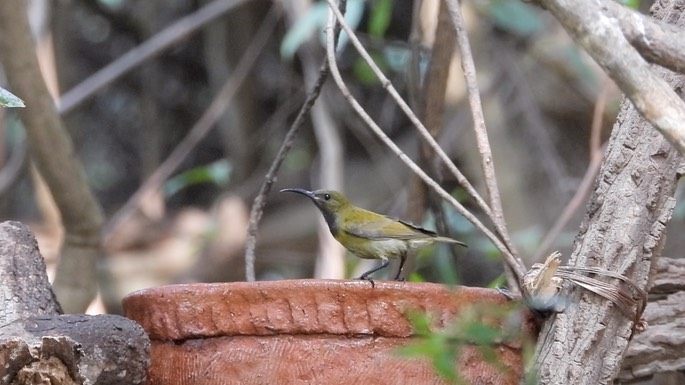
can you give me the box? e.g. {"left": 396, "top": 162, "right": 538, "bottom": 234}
{"left": 394, "top": 250, "right": 407, "bottom": 281}
{"left": 359, "top": 258, "right": 390, "bottom": 287}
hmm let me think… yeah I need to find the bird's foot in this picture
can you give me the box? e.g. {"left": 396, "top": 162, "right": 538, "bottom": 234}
{"left": 359, "top": 275, "right": 376, "bottom": 288}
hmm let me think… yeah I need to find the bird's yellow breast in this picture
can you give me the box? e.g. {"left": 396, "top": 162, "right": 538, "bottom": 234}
{"left": 333, "top": 230, "right": 409, "bottom": 260}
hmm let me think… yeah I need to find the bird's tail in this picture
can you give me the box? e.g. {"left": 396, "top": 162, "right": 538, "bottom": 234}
{"left": 434, "top": 236, "right": 467, "bottom": 247}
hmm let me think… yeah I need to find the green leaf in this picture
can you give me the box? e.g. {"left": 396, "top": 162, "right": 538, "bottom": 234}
{"left": 460, "top": 322, "right": 500, "bottom": 345}
{"left": 486, "top": 273, "right": 506, "bottom": 289}
{"left": 0, "top": 87, "right": 25, "bottom": 107}
{"left": 617, "top": 0, "right": 640, "bottom": 8}
{"left": 280, "top": 0, "right": 365, "bottom": 60}
{"left": 369, "top": 0, "right": 393, "bottom": 38}
{"left": 408, "top": 271, "right": 426, "bottom": 282}
{"left": 432, "top": 347, "right": 459, "bottom": 382}
{"left": 164, "top": 159, "right": 231, "bottom": 197}
{"left": 407, "top": 311, "right": 432, "bottom": 335}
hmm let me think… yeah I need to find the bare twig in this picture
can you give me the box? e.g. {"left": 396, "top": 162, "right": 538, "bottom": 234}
{"left": 243, "top": 61, "right": 330, "bottom": 282}
{"left": 536, "top": 0, "right": 685, "bottom": 155}
{"left": 305, "top": 72, "right": 345, "bottom": 279}
{"left": 323, "top": 0, "right": 494, "bottom": 222}
{"left": 324, "top": 0, "right": 527, "bottom": 283}
{"left": 589, "top": 81, "right": 608, "bottom": 161}
{"left": 57, "top": 0, "right": 251, "bottom": 115}
{"left": 505, "top": 49, "right": 572, "bottom": 201}
{"left": 243, "top": 0, "right": 351, "bottom": 282}
{"left": 406, "top": 0, "right": 425, "bottom": 112}
{"left": 532, "top": 78, "right": 611, "bottom": 262}
{"left": 104, "top": 7, "right": 279, "bottom": 244}
{"left": 444, "top": 0, "right": 518, "bottom": 259}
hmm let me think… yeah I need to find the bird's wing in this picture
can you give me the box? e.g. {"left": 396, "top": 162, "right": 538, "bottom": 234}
{"left": 344, "top": 216, "right": 435, "bottom": 240}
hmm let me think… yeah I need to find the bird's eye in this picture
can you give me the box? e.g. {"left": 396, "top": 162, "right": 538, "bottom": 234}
{"left": 323, "top": 193, "right": 331, "bottom": 201}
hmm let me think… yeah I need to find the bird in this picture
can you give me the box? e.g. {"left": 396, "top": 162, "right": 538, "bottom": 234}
{"left": 280, "top": 188, "right": 466, "bottom": 285}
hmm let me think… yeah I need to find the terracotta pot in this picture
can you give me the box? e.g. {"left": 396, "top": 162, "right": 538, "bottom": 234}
{"left": 123, "top": 279, "right": 533, "bottom": 385}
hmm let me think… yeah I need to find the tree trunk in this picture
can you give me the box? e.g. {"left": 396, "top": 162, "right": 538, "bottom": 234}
{"left": 0, "top": 0, "right": 105, "bottom": 313}
{"left": 535, "top": 2, "right": 685, "bottom": 383}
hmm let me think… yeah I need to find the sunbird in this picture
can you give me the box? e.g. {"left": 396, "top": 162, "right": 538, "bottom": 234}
{"left": 281, "top": 188, "right": 467, "bottom": 285}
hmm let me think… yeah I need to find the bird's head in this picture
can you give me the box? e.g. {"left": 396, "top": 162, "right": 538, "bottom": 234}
{"left": 280, "top": 188, "right": 350, "bottom": 229}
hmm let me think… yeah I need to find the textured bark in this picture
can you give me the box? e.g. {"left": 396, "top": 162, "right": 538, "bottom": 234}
{"left": 619, "top": 292, "right": 685, "bottom": 381}
{"left": 0, "top": 221, "right": 62, "bottom": 324}
{"left": 536, "top": 0, "right": 685, "bottom": 155}
{"left": 534, "top": 2, "right": 685, "bottom": 379}
{"left": 603, "top": 0, "right": 685, "bottom": 73}
{"left": 649, "top": 256, "right": 685, "bottom": 295}
{"left": 618, "top": 257, "right": 685, "bottom": 381}
{"left": 0, "top": 221, "right": 150, "bottom": 385}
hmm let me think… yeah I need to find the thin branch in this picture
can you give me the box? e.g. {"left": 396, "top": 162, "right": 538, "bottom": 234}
{"left": 505, "top": 50, "right": 573, "bottom": 201}
{"left": 56, "top": 0, "right": 251, "bottom": 115}
{"left": 589, "top": 80, "right": 609, "bottom": 162}
{"left": 323, "top": 0, "right": 528, "bottom": 286}
{"left": 536, "top": 0, "right": 685, "bottom": 155}
{"left": 242, "top": 0, "right": 349, "bottom": 282}
{"left": 103, "top": 7, "right": 279, "bottom": 244}
{"left": 406, "top": 0, "right": 425, "bottom": 112}
{"left": 307, "top": 85, "right": 345, "bottom": 279}
{"left": 323, "top": 0, "right": 495, "bottom": 223}
{"left": 532, "top": 78, "right": 611, "bottom": 262}
{"left": 602, "top": 0, "right": 685, "bottom": 73}
{"left": 0, "top": 0, "right": 105, "bottom": 312}
{"left": 444, "top": 0, "right": 518, "bottom": 258}
{"left": 324, "top": 0, "right": 527, "bottom": 283}
{"left": 243, "top": 60, "right": 330, "bottom": 282}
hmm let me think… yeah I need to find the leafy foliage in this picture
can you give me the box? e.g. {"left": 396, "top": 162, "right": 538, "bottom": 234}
{"left": 368, "top": 0, "right": 393, "bottom": 38}
{"left": 280, "top": 0, "right": 364, "bottom": 59}
{"left": 164, "top": 159, "right": 232, "bottom": 197}
{"left": 398, "top": 302, "right": 534, "bottom": 383}
{"left": 0, "top": 86, "right": 24, "bottom": 108}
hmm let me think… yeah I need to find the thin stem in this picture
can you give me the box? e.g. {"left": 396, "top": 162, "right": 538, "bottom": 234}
{"left": 57, "top": 0, "right": 251, "bottom": 115}
{"left": 538, "top": 0, "right": 685, "bottom": 155}
{"left": 104, "top": 7, "right": 279, "bottom": 244}
{"left": 444, "top": 0, "right": 517, "bottom": 257}
{"left": 324, "top": 1, "right": 526, "bottom": 283}
{"left": 243, "top": 60, "right": 331, "bottom": 282}
{"left": 324, "top": 0, "right": 494, "bottom": 221}
{"left": 532, "top": 78, "right": 610, "bottom": 262}
{"left": 243, "top": 0, "right": 347, "bottom": 281}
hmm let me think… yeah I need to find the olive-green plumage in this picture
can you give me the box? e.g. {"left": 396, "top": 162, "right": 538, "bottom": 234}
{"left": 281, "top": 188, "right": 466, "bottom": 283}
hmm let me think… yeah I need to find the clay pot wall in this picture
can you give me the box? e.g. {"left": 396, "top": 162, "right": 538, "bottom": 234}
{"left": 123, "top": 279, "right": 533, "bottom": 385}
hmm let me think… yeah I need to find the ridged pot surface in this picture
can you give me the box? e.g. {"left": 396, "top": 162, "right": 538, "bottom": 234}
{"left": 123, "top": 279, "right": 533, "bottom": 385}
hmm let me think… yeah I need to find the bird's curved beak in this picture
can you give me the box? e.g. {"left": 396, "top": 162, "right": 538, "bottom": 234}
{"left": 280, "top": 188, "right": 316, "bottom": 201}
